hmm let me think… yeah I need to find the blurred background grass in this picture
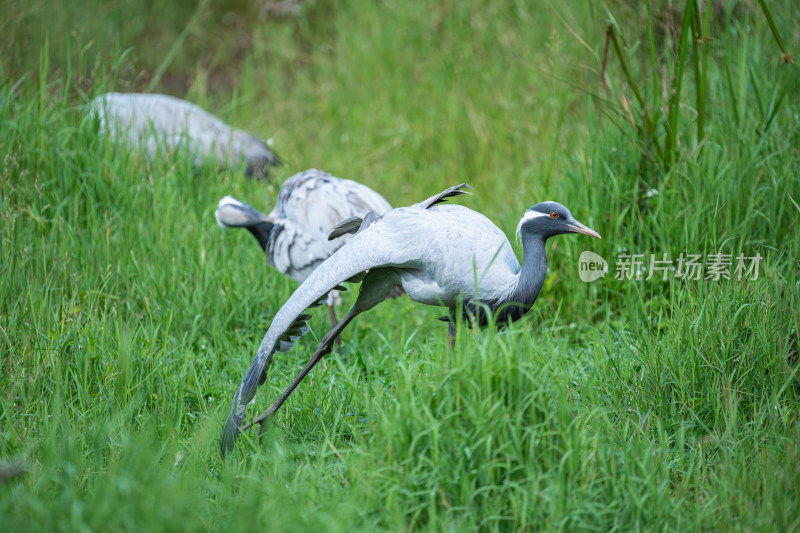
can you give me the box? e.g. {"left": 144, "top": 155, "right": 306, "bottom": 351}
{"left": 1, "top": 0, "right": 799, "bottom": 530}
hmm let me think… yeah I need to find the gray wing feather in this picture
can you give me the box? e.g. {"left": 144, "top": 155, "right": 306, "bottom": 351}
{"left": 327, "top": 216, "right": 363, "bottom": 240}
{"left": 414, "top": 183, "right": 473, "bottom": 210}
{"left": 220, "top": 223, "right": 415, "bottom": 455}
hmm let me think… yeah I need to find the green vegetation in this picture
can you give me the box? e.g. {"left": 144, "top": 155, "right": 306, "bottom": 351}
{"left": 1, "top": 1, "right": 799, "bottom": 530}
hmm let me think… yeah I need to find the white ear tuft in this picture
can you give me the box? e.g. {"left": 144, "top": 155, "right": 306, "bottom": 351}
{"left": 516, "top": 209, "right": 548, "bottom": 241}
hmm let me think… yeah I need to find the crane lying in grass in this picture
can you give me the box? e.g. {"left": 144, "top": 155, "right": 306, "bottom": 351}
{"left": 88, "top": 92, "right": 280, "bottom": 178}
{"left": 215, "top": 168, "right": 394, "bottom": 327}
{"left": 220, "top": 183, "right": 601, "bottom": 456}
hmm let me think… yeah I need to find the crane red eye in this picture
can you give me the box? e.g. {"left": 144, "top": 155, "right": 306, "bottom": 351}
{"left": 550, "top": 211, "right": 559, "bottom": 219}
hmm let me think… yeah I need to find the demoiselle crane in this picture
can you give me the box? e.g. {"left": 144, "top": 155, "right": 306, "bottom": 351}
{"left": 88, "top": 92, "right": 280, "bottom": 178}
{"left": 215, "top": 169, "right": 393, "bottom": 326}
{"left": 220, "top": 183, "right": 600, "bottom": 456}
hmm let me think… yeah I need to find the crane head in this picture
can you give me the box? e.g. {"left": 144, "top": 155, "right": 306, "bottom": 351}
{"left": 516, "top": 201, "right": 601, "bottom": 241}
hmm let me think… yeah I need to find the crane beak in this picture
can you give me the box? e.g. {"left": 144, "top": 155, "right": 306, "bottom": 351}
{"left": 567, "top": 221, "right": 601, "bottom": 239}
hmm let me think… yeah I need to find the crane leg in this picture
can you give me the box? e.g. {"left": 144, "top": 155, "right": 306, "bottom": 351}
{"left": 328, "top": 304, "right": 342, "bottom": 346}
{"left": 446, "top": 308, "right": 458, "bottom": 349}
{"left": 250, "top": 308, "right": 360, "bottom": 434}
{"left": 448, "top": 320, "right": 456, "bottom": 348}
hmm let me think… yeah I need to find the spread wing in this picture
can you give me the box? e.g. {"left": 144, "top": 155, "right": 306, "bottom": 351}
{"left": 220, "top": 218, "right": 417, "bottom": 456}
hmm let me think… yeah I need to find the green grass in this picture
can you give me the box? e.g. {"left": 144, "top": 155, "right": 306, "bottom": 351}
{"left": 2, "top": 0, "right": 800, "bottom": 530}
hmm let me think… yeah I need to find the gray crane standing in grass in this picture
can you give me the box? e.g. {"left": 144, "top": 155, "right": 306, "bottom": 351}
{"left": 220, "top": 183, "right": 601, "bottom": 456}
{"left": 215, "top": 169, "right": 393, "bottom": 327}
{"left": 88, "top": 92, "right": 280, "bottom": 178}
